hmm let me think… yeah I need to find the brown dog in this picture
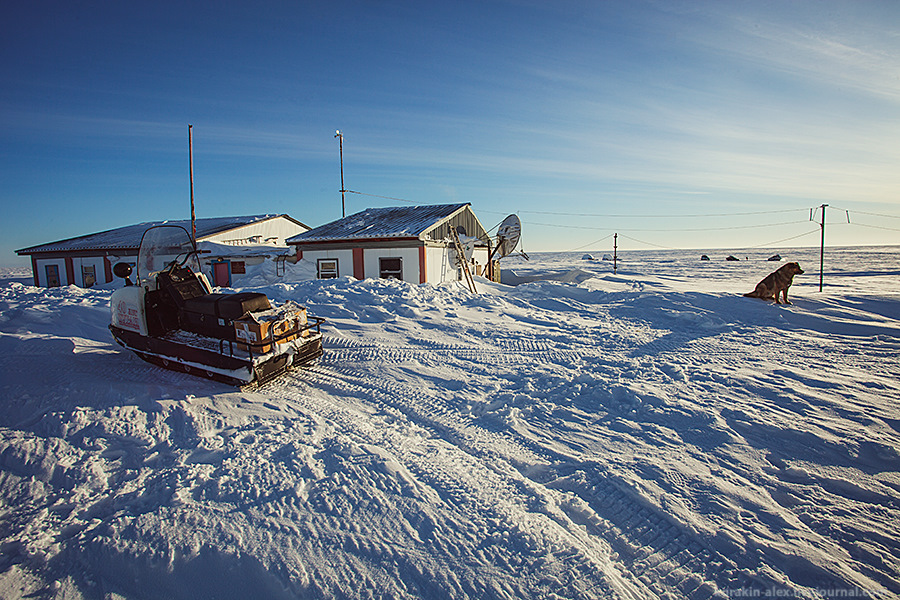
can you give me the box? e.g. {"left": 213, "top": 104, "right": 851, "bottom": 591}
{"left": 744, "top": 262, "right": 804, "bottom": 304}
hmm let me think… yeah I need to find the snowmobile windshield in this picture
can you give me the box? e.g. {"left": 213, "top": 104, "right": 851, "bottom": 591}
{"left": 137, "top": 225, "right": 202, "bottom": 286}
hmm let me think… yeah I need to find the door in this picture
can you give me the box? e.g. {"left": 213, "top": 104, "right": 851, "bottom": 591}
{"left": 213, "top": 261, "right": 230, "bottom": 287}
{"left": 45, "top": 264, "right": 60, "bottom": 287}
{"left": 82, "top": 265, "right": 96, "bottom": 288}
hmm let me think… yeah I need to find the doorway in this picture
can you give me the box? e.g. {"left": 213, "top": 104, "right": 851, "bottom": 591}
{"left": 45, "top": 264, "right": 61, "bottom": 287}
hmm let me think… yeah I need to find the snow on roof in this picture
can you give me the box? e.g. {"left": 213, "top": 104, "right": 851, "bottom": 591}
{"left": 198, "top": 240, "right": 292, "bottom": 259}
{"left": 287, "top": 203, "right": 470, "bottom": 244}
{"left": 16, "top": 215, "right": 282, "bottom": 255}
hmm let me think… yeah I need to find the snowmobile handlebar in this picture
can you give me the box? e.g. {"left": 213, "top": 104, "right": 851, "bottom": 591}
{"left": 165, "top": 248, "right": 208, "bottom": 272}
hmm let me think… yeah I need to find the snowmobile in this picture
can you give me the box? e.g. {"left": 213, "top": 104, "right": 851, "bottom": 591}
{"left": 109, "top": 224, "right": 324, "bottom": 386}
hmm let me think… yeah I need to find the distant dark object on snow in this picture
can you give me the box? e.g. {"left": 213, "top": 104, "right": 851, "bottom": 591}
{"left": 726, "top": 255, "right": 740, "bottom": 261}
{"left": 602, "top": 254, "right": 613, "bottom": 261}
{"left": 582, "top": 254, "right": 594, "bottom": 260}
{"left": 700, "top": 255, "right": 710, "bottom": 261}
{"left": 768, "top": 254, "right": 782, "bottom": 261}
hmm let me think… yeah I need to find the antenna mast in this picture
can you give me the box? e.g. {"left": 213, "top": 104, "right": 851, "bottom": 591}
{"left": 335, "top": 130, "right": 345, "bottom": 218}
{"left": 189, "top": 124, "right": 196, "bottom": 244}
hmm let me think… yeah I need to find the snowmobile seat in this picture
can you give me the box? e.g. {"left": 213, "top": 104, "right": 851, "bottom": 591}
{"left": 180, "top": 292, "right": 271, "bottom": 341}
{"left": 181, "top": 293, "right": 270, "bottom": 321}
{"left": 182, "top": 293, "right": 229, "bottom": 316}
{"left": 215, "top": 293, "right": 271, "bottom": 320}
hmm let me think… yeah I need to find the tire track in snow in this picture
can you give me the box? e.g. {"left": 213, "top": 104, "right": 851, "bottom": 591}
{"left": 260, "top": 369, "right": 633, "bottom": 599}
{"left": 323, "top": 335, "right": 599, "bottom": 367}
{"left": 314, "top": 326, "right": 890, "bottom": 598}
{"left": 280, "top": 345, "right": 770, "bottom": 598}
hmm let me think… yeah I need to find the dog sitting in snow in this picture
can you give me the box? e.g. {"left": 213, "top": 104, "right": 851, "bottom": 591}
{"left": 743, "top": 262, "right": 804, "bottom": 305}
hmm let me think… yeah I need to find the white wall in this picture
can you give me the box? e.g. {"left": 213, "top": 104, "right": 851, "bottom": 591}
{"left": 34, "top": 258, "right": 67, "bottom": 287}
{"left": 427, "top": 246, "right": 452, "bottom": 284}
{"left": 71, "top": 256, "right": 106, "bottom": 287}
{"left": 425, "top": 245, "right": 490, "bottom": 284}
{"left": 363, "top": 248, "right": 420, "bottom": 284}
{"left": 296, "top": 249, "right": 355, "bottom": 279}
{"left": 294, "top": 244, "right": 489, "bottom": 285}
{"left": 473, "top": 247, "right": 489, "bottom": 278}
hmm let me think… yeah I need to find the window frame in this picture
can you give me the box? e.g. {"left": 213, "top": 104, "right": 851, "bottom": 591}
{"left": 379, "top": 257, "right": 403, "bottom": 280}
{"left": 317, "top": 258, "right": 339, "bottom": 279}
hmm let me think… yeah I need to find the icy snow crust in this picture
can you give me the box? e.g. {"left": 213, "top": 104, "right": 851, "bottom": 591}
{"left": 1, "top": 247, "right": 898, "bottom": 599}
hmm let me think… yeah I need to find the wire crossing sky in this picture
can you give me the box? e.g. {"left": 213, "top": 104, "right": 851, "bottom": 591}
{"left": 2, "top": 0, "right": 899, "bottom": 266}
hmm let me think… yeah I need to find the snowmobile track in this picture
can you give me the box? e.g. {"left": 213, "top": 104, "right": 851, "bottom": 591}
{"left": 268, "top": 363, "right": 783, "bottom": 599}
{"left": 261, "top": 369, "right": 626, "bottom": 598}
{"left": 322, "top": 335, "right": 597, "bottom": 366}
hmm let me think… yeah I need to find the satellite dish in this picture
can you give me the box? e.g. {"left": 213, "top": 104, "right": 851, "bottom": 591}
{"left": 495, "top": 214, "right": 521, "bottom": 258}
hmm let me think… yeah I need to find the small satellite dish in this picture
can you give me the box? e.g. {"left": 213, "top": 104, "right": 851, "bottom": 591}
{"left": 495, "top": 214, "right": 521, "bottom": 258}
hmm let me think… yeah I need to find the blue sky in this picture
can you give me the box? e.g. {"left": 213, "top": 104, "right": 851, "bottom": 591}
{"left": 2, "top": 0, "right": 899, "bottom": 267}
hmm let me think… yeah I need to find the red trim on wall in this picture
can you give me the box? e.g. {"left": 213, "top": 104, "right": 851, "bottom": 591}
{"left": 296, "top": 249, "right": 303, "bottom": 261}
{"left": 104, "top": 256, "right": 113, "bottom": 283}
{"left": 418, "top": 246, "right": 426, "bottom": 284}
{"left": 64, "top": 257, "right": 75, "bottom": 286}
{"left": 31, "top": 256, "right": 39, "bottom": 286}
{"left": 352, "top": 248, "right": 365, "bottom": 280}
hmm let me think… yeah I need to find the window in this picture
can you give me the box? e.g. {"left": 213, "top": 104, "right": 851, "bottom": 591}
{"left": 317, "top": 259, "right": 339, "bottom": 279}
{"left": 231, "top": 261, "right": 246, "bottom": 274}
{"left": 82, "top": 265, "right": 96, "bottom": 288}
{"left": 379, "top": 257, "right": 403, "bottom": 280}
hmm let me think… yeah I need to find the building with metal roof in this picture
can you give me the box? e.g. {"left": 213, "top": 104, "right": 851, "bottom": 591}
{"left": 286, "top": 204, "right": 492, "bottom": 284}
{"left": 17, "top": 214, "right": 309, "bottom": 288}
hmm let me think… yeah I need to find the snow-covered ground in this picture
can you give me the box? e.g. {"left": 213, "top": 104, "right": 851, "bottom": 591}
{"left": 1, "top": 246, "right": 898, "bottom": 599}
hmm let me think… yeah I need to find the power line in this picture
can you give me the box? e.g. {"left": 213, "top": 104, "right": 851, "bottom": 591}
{"left": 853, "top": 211, "right": 900, "bottom": 220}
{"left": 566, "top": 233, "right": 615, "bottom": 253}
{"left": 617, "top": 234, "right": 675, "bottom": 250}
{"left": 583, "top": 228, "right": 821, "bottom": 253}
{"left": 339, "top": 191, "right": 899, "bottom": 240}
{"left": 845, "top": 221, "right": 900, "bottom": 233}
{"left": 346, "top": 190, "right": 418, "bottom": 205}
{"left": 524, "top": 219, "right": 811, "bottom": 233}
{"left": 828, "top": 207, "right": 900, "bottom": 220}
{"left": 519, "top": 208, "right": 808, "bottom": 218}
{"left": 745, "top": 228, "right": 820, "bottom": 249}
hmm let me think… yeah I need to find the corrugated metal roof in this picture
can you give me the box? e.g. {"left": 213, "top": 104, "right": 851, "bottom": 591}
{"left": 287, "top": 204, "right": 470, "bottom": 244}
{"left": 16, "top": 215, "right": 282, "bottom": 255}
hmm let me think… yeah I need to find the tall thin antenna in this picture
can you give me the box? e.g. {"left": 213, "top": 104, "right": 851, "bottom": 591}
{"left": 189, "top": 124, "right": 196, "bottom": 244}
{"left": 335, "top": 130, "right": 345, "bottom": 218}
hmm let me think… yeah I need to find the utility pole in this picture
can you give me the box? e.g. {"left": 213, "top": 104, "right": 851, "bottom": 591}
{"left": 613, "top": 233, "right": 618, "bottom": 274}
{"left": 818, "top": 204, "right": 827, "bottom": 292}
{"left": 189, "top": 124, "right": 196, "bottom": 244}
{"left": 335, "top": 130, "right": 346, "bottom": 218}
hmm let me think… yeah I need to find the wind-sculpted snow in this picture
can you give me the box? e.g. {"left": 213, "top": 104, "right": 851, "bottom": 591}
{"left": 0, "top": 247, "right": 898, "bottom": 599}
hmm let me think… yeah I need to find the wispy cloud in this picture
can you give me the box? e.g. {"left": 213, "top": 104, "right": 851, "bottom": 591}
{"left": 687, "top": 4, "right": 900, "bottom": 102}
